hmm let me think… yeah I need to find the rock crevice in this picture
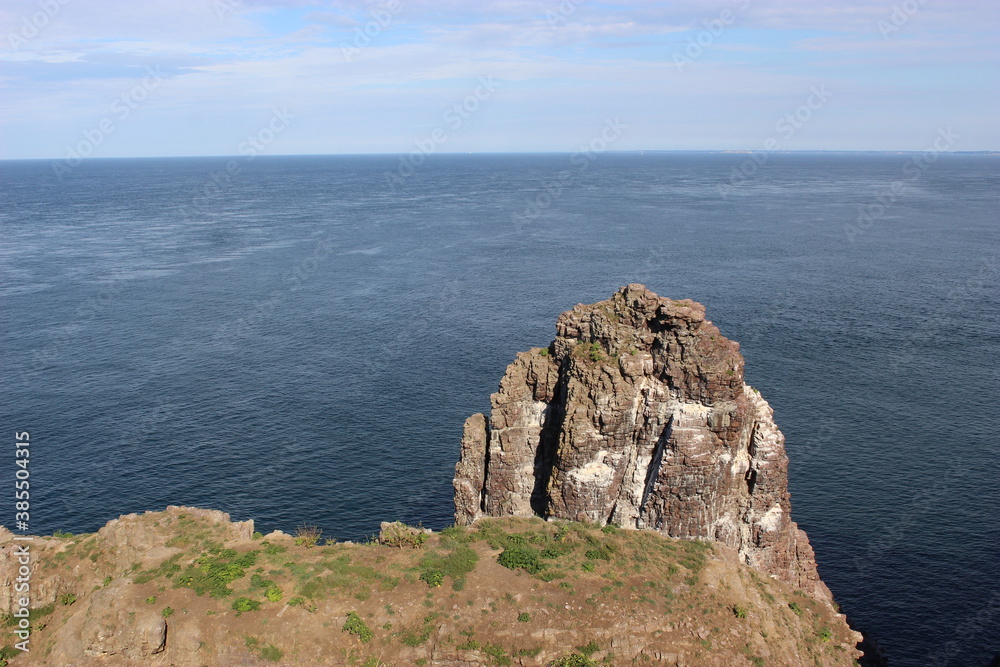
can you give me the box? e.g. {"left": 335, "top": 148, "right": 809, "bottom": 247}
{"left": 454, "top": 284, "right": 830, "bottom": 600}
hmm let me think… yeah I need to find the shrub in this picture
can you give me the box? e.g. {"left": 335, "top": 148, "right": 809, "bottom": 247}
{"left": 265, "top": 586, "right": 283, "bottom": 602}
{"left": 161, "top": 607, "right": 174, "bottom": 618}
{"left": 145, "top": 596, "right": 156, "bottom": 604}
{"left": 400, "top": 625, "right": 432, "bottom": 647}
{"left": 259, "top": 645, "right": 283, "bottom": 661}
{"left": 584, "top": 547, "right": 612, "bottom": 561}
{"left": 788, "top": 602, "right": 803, "bottom": 616}
{"left": 287, "top": 597, "right": 305, "bottom": 607}
{"left": 576, "top": 641, "right": 600, "bottom": 656}
{"left": 483, "top": 643, "right": 511, "bottom": 665}
{"left": 733, "top": 605, "right": 748, "bottom": 619}
{"left": 497, "top": 544, "right": 543, "bottom": 574}
{"left": 419, "top": 570, "right": 443, "bottom": 588}
{"left": 294, "top": 524, "right": 322, "bottom": 548}
{"left": 231, "top": 598, "right": 260, "bottom": 612}
{"left": 59, "top": 593, "right": 76, "bottom": 606}
{"left": 518, "top": 612, "right": 531, "bottom": 622}
{"left": 343, "top": 611, "right": 373, "bottom": 643}
{"left": 548, "top": 653, "right": 598, "bottom": 667}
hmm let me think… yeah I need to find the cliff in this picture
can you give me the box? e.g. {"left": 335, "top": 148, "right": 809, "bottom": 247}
{"left": 0, "top": 508, "right": 863, "bottom": 666}
{"left": 0, "top": 285, "right": 870, "bottom": 664}
{"left": 454, "top": 284, "right": 829, "bottom": 601}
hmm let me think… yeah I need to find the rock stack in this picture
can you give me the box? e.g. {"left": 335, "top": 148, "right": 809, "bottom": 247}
{"left": 454, "top": 284, "right": 830, "bottom": 600}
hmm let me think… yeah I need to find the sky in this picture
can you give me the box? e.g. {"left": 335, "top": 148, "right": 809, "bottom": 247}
{"left": 0, "top": 0, "right": 997, "bottom": 159}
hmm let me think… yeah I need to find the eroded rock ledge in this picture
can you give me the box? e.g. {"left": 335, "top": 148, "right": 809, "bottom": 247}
{"left": 454, "top": 284, "right": 830, "bottom": 600}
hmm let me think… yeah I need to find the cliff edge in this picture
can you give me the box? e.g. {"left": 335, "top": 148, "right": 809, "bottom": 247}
{"left": 455, "top": 284, "right": 829, "bottom": 601}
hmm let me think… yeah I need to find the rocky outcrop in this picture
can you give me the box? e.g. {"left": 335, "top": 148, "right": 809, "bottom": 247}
{"left": 454, "top": 284, "right": 830, "bottom": 600}
{"left": 0, "top": 510, "right": 863, "bottom": 666}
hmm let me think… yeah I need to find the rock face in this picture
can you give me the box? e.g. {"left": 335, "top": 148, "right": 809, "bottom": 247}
{"left": 454, "top": 284, "right": 830, "bottom": 599}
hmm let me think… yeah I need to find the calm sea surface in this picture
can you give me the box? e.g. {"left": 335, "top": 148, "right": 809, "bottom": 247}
{"left": 1, "top": 153, "right": 997, "bottom": 664}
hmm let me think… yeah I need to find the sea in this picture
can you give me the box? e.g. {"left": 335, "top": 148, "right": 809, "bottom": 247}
{"left": 1, "top": 152, "right": 997, "bottom": 665}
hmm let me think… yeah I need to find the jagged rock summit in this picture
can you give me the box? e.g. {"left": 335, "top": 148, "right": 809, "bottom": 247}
{"left": 455, "top": 284, "right": 830, "bottom": 600}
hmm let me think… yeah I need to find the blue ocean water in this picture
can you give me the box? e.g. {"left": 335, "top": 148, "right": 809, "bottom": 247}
{"left": 1, "top": 153, "right": 997, "bottom": 664}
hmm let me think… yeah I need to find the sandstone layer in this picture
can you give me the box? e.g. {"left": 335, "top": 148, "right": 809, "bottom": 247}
{"left": 454, "top": 284, "right": 830, "bottom": 600}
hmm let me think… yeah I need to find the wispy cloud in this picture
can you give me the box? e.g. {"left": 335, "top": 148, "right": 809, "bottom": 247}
{"left": 1, "top": 0, "right": 997, "bottom": 157}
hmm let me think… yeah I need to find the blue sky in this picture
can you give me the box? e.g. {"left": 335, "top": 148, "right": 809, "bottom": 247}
{"left": 1, "top": 0, "right": 997, "bottom": 158}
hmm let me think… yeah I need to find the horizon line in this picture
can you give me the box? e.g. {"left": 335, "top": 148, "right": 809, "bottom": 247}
{"left": 3, "top": 149, "right": 999, "bottom": 163}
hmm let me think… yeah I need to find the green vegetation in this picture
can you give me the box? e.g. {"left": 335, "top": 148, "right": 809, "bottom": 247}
{"left": 518, "top": 612, "right": 531, "bottom": 622}
{"left": 171, "top": 547, "right": 258, "bottom": 598}
{"left": 548, "top": 652, "right": 598, "bottom": 666}
{"left": 483, "top": 642, "right": 512, "bottom": 665}
{"left": 343, "top": 611, "right": 374, "bottom": 643}
{"left": 294, "top": 524, "right": 323, "bottom": 548}
{"left": 245, "top": 636, "right": 283, "bottom": 662}
{"left": 419, "top": 544, "right": 478, "bottom": 589}
{"left": 789, "top": 601, "right": 804, "bottom": 616}
{"left": 59, "top": 593, "right": 76, "bottom": 606}
{"left": 161, "top": 607, "right": 174, "bottom": 618}
{"left": 231, "top": 597, "right": 261, "bottom": 612}
{"left": 498, "top": 543, "right": 544, "bottom": 574}
{"left": 732, "top": 604, "right": 748, "bottom": 619}
{"left": 379, "top": 521, "right": 428, "bottom": 549}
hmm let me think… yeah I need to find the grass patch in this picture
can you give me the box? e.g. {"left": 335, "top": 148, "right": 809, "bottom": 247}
{"left": 343, "top": 611, "right": 373, "bottom": 643}
{"left": 419, "top": 544, "right": 479, "bottom": 589}
{"left": 231, "top": 598, "right": 260, "bottom": 612}
{"left": 174, "top": 548, "right": 258, "bottom": 598}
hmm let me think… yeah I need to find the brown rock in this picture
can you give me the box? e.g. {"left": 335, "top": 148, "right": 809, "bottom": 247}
{"left": 454, "top": 284, "right": 830, "bottom": 600}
